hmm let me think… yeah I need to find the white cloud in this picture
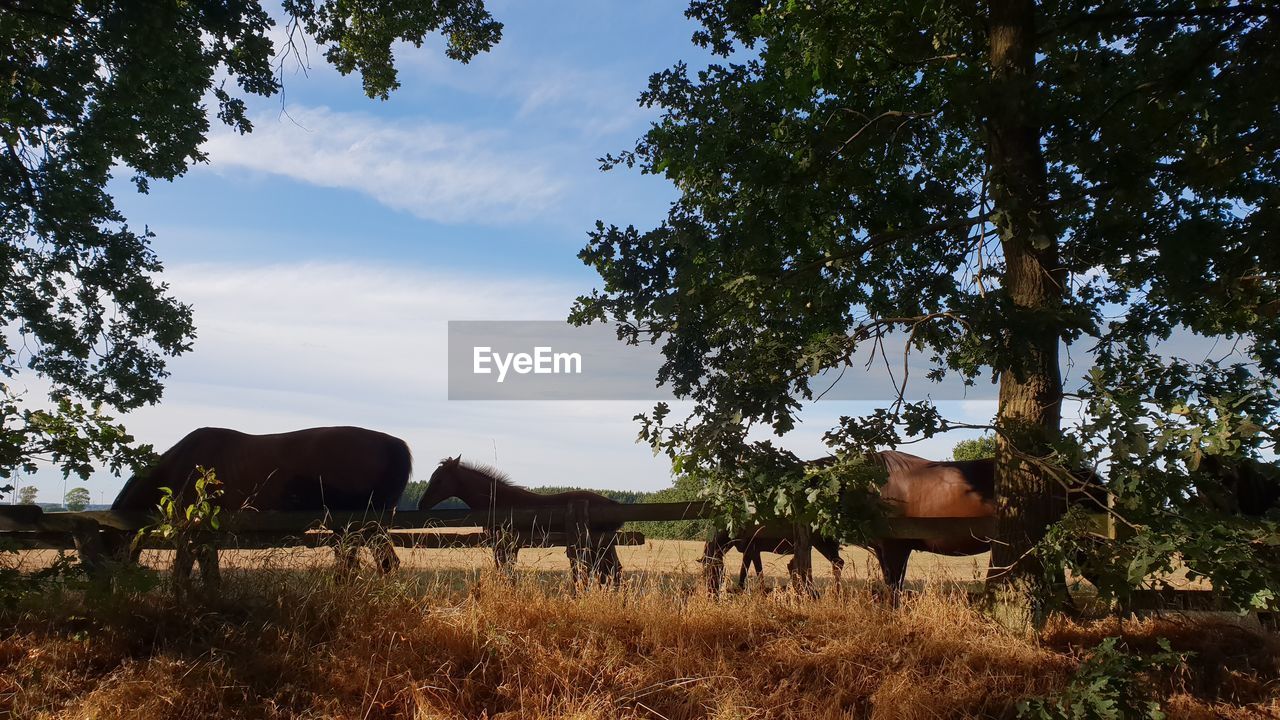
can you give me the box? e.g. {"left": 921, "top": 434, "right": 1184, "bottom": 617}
{"left": 13, "top": 261, "right": 684, "bottom": 502}
{"left": 395, "top": 39, "right": 653, "bottom": 140}
{"left": 510, "top": 66, "right": 650, "bottom": 138}
{"left": 202, "top": 106, "right": 564, "bottom": 224}
{"left": 11, "top": 260, "right": 1049, "bottom": 503}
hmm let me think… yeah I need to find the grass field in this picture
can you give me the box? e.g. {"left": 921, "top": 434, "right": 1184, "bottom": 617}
{"left": 1, "top": 541, "right": 1272, "bottom": 719}
{"left": 12, "top": 535, "right": 1208, "bottom": 592}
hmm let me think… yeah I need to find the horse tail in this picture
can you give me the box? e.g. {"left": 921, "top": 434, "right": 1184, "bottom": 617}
{"left": 385, "top": 437, "right": 413, "bottom": 507}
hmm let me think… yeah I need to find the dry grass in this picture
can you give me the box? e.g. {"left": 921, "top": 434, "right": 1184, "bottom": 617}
{"left": 10, "top": 539, "right": 989, "bottom": 587}
{"left": 1, "top": 543, "right": 1276, "bottom": 719}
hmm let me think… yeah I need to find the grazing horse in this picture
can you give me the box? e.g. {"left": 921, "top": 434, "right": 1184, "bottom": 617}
{"left": 868, "top": 450, "right": 1104, "bottom": 597}
{"left": 1194, "top": 455, "right": 1280, "bottom": 517}
{"left": 868, "top": 450, "right": 996, "bottom": 595}
{"left": 113, "top": 426, "right": 412, "bottom": 580}
{"left": 418, "top": 457, "right": 623, "bottom": 585}
{"left": 702, "top": 525, "right": 844, "bottom": 594}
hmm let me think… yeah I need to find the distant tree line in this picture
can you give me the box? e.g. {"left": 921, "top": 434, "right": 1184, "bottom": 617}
{"left": 401, "top": 475, "right": 709, "bottom": 540}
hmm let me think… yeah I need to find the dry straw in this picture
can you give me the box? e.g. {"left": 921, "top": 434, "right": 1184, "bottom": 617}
{"left": 1, "top": 541, "right": 1277, "bottom": 719}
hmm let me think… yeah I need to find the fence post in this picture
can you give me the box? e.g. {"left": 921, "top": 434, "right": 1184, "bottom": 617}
{"left": 702, "top": 525, "right": 725, "bottom": 595}
{"left": 70, "top": 517, "right": 110, "bottom": 585}
{"left": 790, "top": 520, "right": 814, "bottom": 594}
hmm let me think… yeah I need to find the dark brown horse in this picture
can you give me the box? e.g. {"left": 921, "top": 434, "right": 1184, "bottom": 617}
{"left": 702, "top": 525, "right": 844, "bottom": 594}
{"left": 1194, "top": 455, "right": 1280, "bottom": 516}
{"left": 113, "top": 426, "right": 412, "bottom": 578}
{"left": 417, "top": 457, "right": 623, "bottom": 585}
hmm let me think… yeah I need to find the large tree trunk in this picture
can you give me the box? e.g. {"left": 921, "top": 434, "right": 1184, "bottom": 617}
{"left": 984, "top": 0, "right": 1065, "bottom": 629}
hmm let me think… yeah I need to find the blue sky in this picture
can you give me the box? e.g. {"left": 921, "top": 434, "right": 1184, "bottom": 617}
{"left": 17, "top": 1, "right": 998, "bottom": 504}
{"left": 118, "top": 2, "right": 694, "bottom": 275}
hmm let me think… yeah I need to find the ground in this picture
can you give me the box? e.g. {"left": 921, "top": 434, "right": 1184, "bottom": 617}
{"left": 1, "top": 540, "right": 1273, "bottom": 719}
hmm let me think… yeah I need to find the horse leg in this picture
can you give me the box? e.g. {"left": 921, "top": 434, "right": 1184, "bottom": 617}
{"left": 372, "top": 530, "right": 400, "bottom": 574}
{"left": 100, "top": 528, "right": 134, "bottom": 564}
{"left": 332, "top": 532, "right": 361, "bottom": 575}
{"left": 815, "top": 542, "right": 844, "bottom": 594}
{"left": 70, "top": 520, "right": 110, "bottom": 587}
{"left": 877, "top": 541, "right": 912, "bottom": 607}
{"left": 494, "top": 537, "right": 519, "bottom": 581}
{"left": 737, "top": 551, "right": 752, "bottom": 590}
{"left": 566, "top": 546, "right": 586, "bottom": 588}
{"left": 127, "top": 529, "right": 145, "bottom": 565}
{"left": 600, "top": 543, "right": 621, "bottom": 587}
{"left": 588, "top": 541, "right": 616, "bottom": 587}
{"left": 701, "top": 541, "right": 726, "bottom": 596}
{"left": 588, "top": 541, "right": 605, "bottom": 585}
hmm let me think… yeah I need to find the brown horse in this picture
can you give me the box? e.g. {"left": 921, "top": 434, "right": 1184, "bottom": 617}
{"left": 868, "top": 450, "right": 1104, "bottom": 597}
{"left": 113, "top": 426, "right": 412, "bottom": 579}
{"left": 702, "top": 525, "right": 844, "bottom": 594}
{"left": 867, "top": 450, "right": 996, "bottom": 595}
{"left": 417, "top": 457, "right": 622, "bottom": 585}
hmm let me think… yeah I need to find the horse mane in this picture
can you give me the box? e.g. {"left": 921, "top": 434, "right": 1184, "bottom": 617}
{"left": 455, "top": 459, "right": 526, "bottom": 490}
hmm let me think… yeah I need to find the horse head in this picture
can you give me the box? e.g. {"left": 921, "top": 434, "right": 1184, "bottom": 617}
{"left": 418, "top": 455, "right": 464, "bottom": 510}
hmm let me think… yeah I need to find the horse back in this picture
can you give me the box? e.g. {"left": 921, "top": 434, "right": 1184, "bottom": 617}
{"left": 113, "top": 426, "right": 411, "bottom": 513}
{"left": 708, "top": 525, "right": 843, "bottom": 564}
{"left": 536, "top": 488, "right": 623, "bottom": 530}
{"left": 880, "top": 457, "right": 995, "bottom": 555}
{"left": 113, "top": 427, "right": 248, "bottom": 510}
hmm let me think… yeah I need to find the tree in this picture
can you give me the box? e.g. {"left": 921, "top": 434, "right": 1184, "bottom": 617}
{"left": 401, "top": 480, "right": 466, "bottom": 510}
{"left": 0, "top": 1, "right": 502, "bottom": 480}
{"left": 574, "top": 1, "right": 1278, "bottom": 618}
{"left": 64, "top": 486, "right": 90, "bottom": 512}
{"left": 17, "top": 486, "right": 37, "bottom": 505}
{"left": 953, "top": 436, "right": 997, "bottom": 462}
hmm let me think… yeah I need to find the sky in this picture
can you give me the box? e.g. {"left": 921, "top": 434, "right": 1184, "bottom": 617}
{"left": 14, "top": 1, "right": 997, "bottom": 504}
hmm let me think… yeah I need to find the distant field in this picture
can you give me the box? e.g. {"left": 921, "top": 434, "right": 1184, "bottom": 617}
{"left": 11, "top": 538, "right": 982, "bottom": 577}
{"left": 16, "top": 537, "right": 1207, "bottom": 591}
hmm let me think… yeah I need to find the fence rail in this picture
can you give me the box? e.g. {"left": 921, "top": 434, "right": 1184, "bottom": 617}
{"left": 0, "top": 502, "right": 1000, "bottom": 540}
{"left": 0, "top": 527, "right": 649, "bottom": 551}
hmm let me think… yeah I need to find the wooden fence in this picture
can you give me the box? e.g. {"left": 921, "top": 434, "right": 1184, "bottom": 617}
{"left": 0, "top": 501, "right": 1001, "bottom": 547}
{"left": 0, "top": 500, "right": 998, "bottom": 581}
{"left": 2, "top": 502, "right": 1263, "bottom": 624}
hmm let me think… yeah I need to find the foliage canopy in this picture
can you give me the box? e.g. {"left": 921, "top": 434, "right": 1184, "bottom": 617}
{"left": 953, "top": 436, "right": 998, "bottom": 462}
{"left": 63, "top": 486, "right": 90, "bottom": 511}
{"left": 574, "top": 0, "right": 1279, "bottom": 608}
{"left": 0, "top": 0, "right": 500, "bottom": 479}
